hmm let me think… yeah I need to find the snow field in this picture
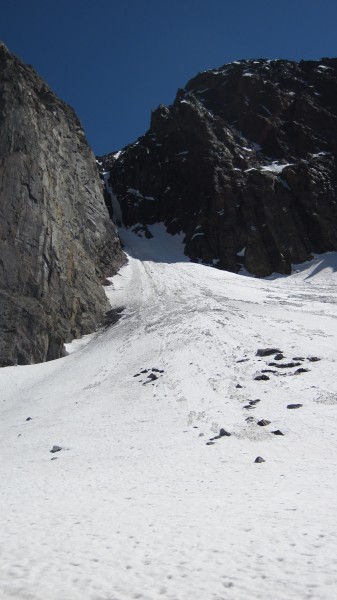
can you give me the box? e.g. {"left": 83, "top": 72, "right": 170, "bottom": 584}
{"left": 1, "top": 225, "right": 337, "bottom": 599}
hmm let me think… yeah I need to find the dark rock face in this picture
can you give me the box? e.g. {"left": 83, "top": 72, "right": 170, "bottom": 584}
{"left": 106, "top": 58, "right": 337, "bottom": 276}
{"left": 0, "top": 44, "right": 125, "bottom": 366}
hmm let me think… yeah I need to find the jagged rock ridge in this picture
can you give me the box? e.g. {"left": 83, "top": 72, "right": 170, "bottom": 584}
{"left": 106, "top": 58, "right": 337, "bottom": 276}
{"left": 0, "top": 44, "right": 125, "bottom": 366}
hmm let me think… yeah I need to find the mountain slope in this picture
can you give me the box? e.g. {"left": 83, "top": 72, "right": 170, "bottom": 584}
{"left": 1, "top": 228, "right": 337, "bottom": 600}
{"left": 0, "top": 43, "right": 125, "bottom": 366}
{"left": 106, "top": 58, "right": 337, "bottom": 276}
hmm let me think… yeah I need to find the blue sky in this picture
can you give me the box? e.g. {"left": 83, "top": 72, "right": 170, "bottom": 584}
{"left": 2, "top": 0, "right": 337, "bottom": 155}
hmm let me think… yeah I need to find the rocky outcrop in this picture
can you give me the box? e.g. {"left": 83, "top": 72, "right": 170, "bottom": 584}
{"left": 0, "top": 43, "right": 125, "bottom": 366}
{"left": 107, "top": 58, "right": 337, "bottom": 276}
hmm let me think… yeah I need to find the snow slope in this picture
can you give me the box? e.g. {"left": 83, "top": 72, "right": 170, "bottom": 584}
{"left": 1, "top": 225, "right": 337, "bottom": 600}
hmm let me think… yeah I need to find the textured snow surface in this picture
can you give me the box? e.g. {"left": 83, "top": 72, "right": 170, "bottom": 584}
{"left": 1, "top": 225, "right": 337, "bottom": 600}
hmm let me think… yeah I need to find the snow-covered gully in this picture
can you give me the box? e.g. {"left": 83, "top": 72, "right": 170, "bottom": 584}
{"left": 1, "top": 225, "right": 337, "bottom": 600}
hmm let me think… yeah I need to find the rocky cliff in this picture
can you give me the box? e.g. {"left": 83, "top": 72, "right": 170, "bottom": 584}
{"left": 0, "top": 43, "right": 125, "bottom": 366}
{"left": 107, "top": 58, "right": 337, "bottom": 276}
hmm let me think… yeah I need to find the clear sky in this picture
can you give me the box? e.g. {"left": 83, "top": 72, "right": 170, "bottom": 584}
{"left": 2, "top": 0, "right": 337, "bottom": 155}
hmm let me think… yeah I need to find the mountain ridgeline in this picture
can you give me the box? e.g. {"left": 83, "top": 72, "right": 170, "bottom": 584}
{"left": 105, "top": 58, "right": 337, "bottom": 276}
{"left": 0, "top": 44, "right": 125, "bottom": 366}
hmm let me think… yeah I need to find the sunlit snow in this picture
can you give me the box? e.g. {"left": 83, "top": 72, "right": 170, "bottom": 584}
{"left": 1, "top": 225, "right": 337, "bottom": 600}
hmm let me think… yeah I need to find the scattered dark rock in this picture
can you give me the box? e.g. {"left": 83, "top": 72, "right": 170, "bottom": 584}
{"left": 274, "top": 353, "right": 284, "bottom": 360}
{"left": 140, "top": 369, "right": 149, "bottom": 374}
{"left": 51, "top": 457, "right": 58, "bottom": 461}
{"left": 50, "top": 445, "right": 62, "bottom": 453}
{"left": 206, "top": 441, "right": 215, "bottom": 446}
{"left": 152, "top": 368, "right": 165, "bottom": 373}
{"left": 293, "top": 357, "right": 305, "bottom": 361}
{"left": 26, "top": 417, "right": 32, "bottom": 422}
{"left": 254, "top": 374, "right": 270, "bottom": 381}
{"left": 237, "top": 359, "right": 249, "bottom": 363}
{"left": 243, "top": 404, "right": 255, "bottom": 410}
{"left": 261, "top": 369, "right": 277, "bottom": 374}
{"left": 287, "top": 403, "right": 303, "bottom": 409}
{"left": 307, "top": 356, "right": 321, "bottom": 362}
{"left": 219, "top": 428, "right": 231, "bottom": 437}
{"left": 133, "top": 373, "right": 140, "bottom": 378}
{"left": 246, "top": 416, "right": 255, "bottom": 422}
{"left": 268, "top": 361, "right": 301, "bottom": 369}
{"left": 254, "top": 456, "right": 266, "bottom": 463}
{"left": 249, "top": 399, "right": 261, "bottom": 405}
{"left": 256, "top": 349, "right": 282, "bottom": 357}
{"left": 236, "top": 383, "right": 243, "bottom": 388}
{"left": 294, "top": 368, "right": 310, "bottom": 375}
{"left": 272, "top": 430, "right": 284, "bottom": 436}
{"left": 257, "top": 419, "right": 271, "bottom": 426}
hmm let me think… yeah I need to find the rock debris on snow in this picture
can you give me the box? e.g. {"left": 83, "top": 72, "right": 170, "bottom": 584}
{"left": 254, "top": 456, "right": 266, "bottom": 463}
{"left": 287, "top": 404, "right": 303, "bottom": 409}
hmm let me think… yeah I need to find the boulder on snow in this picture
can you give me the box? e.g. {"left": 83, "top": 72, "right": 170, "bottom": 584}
{"left": 254, "top": 374, "right": 270, "bottom": 381}
{"left": 254, "top": 456, "right": 266, "bottom": 463}
{"left": 256, "top": 348, "right": 282, "bottom": 357}
{"left": 294, "top": 368, "right": 310, "bottom": 375}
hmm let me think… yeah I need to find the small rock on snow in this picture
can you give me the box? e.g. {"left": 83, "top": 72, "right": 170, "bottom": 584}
{"left": 257, "top": 419, "right": 271, "bottom": 426}
{"left": 50, "top": 445, "right": 62, "bottom": 453}
{"left": 254, "top": 456, "right": 266, "bottom": 463}
{"left": 287, "top": 404, "right": 303, "bottom": 409}
{"left": 219, "top": 428, "right": 231, "bottom": 437}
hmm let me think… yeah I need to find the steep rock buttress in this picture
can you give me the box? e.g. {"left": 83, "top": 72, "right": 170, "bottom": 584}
{"left": 0, "top": 44, "right": 125, "bottom": 366}
{"left": 106, "top": 58, "right": 337, "bottom": 276}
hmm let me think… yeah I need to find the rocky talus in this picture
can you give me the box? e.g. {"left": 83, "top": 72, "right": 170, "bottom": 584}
{"left": 0, "top": 43, "right": 125, "bottom": 366}
{"left": 106, "top": 58, "right": 337, "bottom": 276}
